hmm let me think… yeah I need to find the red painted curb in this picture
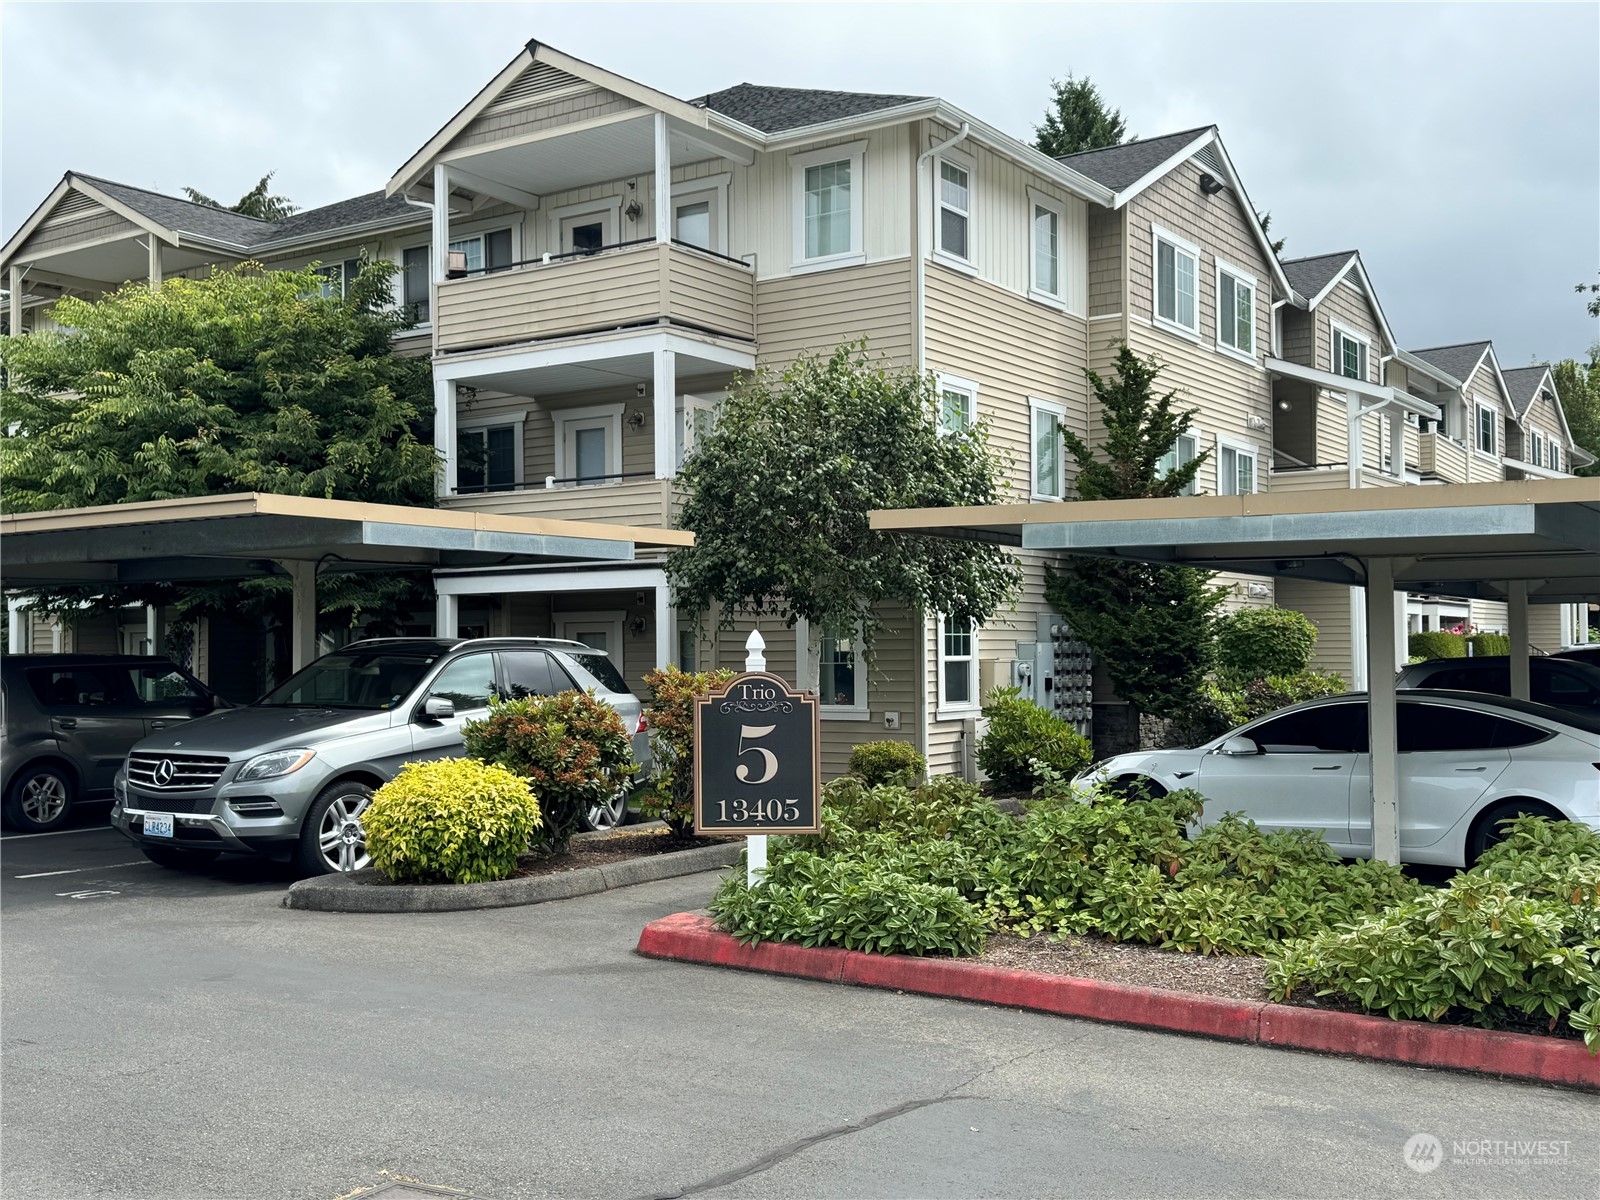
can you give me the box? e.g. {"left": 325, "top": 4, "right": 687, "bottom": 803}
{"left": 636, "top": 913, "right": 1600, "bottom": 1089}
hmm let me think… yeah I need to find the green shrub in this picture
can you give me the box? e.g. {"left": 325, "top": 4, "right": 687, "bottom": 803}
{"left": 464, "top": 692, "right": 635, "bottom": 852}
{"left": 977, "top": 687, "right": 1092, "bottom": 792}
{"left": 1408, "top": 630, "right": 1466, "bottom": 660}
{"left": 1173, "top": 671, "right": 1347, "bottom": 746}
{"left": 362, "top": 758, "right": 540, "bottom": 885}
{"left": 638, "top": 665, "right": 737, "bottom": 839}
{"left": 1267, "top": 817, "right": 1600, "bottom": 1052}
{"left": 1468, "top": 632, "right": 1511, "bottom": 656}
{"left": 848, "top": 740, "right": 925, "bottom": 786}
{"left": 1215, "top": 607, "right": 1317, "bottom": 683}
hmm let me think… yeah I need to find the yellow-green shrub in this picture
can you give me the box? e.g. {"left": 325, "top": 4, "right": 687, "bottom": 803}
{"left": 363, "top": 758, "right": 540, "bottom": 885}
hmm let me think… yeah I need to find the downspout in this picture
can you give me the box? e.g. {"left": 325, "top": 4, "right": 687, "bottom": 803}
{"left": 915, "top": 121, "right": 969, "bottom": 372}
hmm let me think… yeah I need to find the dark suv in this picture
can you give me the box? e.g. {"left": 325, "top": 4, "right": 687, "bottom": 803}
{"left": 1, "top": 655, "right": 224, "bottom": 832}
{"left": 1395, "top": 655, "right": 1600, "bottom": 716}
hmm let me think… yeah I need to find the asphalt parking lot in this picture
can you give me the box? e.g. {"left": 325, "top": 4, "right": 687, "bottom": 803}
{"left": 3, "top": 818, "right": 1597, "bottom": 1200}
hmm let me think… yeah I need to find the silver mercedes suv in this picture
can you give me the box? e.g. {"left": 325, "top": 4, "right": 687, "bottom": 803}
{"left": 111, "top": 637, "right": 644, "bottom": 876}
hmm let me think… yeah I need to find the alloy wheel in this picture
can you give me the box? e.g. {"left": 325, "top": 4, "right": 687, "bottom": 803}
{"left": 21, "top": 774, "right": 69, "bottom": 825}
{"left": 317, "top": 791, "right": 372, "bottom": 873}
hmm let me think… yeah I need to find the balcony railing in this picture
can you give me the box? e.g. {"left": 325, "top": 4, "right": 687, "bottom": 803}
{"left": 1416, "top": 431, "right": 1469, "bottom": 483}
{"left": 435, "top": 240, "right": 756, "bottom": 353}
{"left": 444, "top": 475, "right": 675, "bottom": 529}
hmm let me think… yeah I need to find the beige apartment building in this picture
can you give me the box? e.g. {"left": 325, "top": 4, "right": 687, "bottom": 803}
{"left": 3, "top": 38, "right": 1591, "bottom": 767}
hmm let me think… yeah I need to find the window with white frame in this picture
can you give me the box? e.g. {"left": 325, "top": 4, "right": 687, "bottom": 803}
{"left": 1030, "top": 398, "right": 1067, "bottom": 499}
{"left": 313, "top": 257, "right": 362, "bottom": 299}
{"left": 401, "top": 245, "right": 430, "bottom": 323}
{"left": 1475, "top": 403, "right": 1497, "bottom": 455}
{"left": 1550, "top": 442, "right": 1562, "bottom": 473}
{"left": 672, "top": 175, "right": 730, "bottom": 255}
{"left": 936, "top": 373, "right": 979, "bottom": 435}
{"left": 1332, "top": 324, "right": 1369, "bottom": 381}
{"left": 553, "top": 405, "right": 623, "bottom": 486}
{"left": 790, "top": 142, "right": 865, "bottom": 268}
{"left": 1215, "top": 262, "right": 1256, "bottom": 359}
{"left": 1530, "top": 428, "right": 1545, "bottom": 468}
{"left": 449, "top": 229, "right": 513, "bottom": 275}
{"left": 1028, "top": 189, "right": 1064, "bottom": 302}
{"left": 938, "top": 616, "right": 977, "bottom": 711}
{"left": 1157, "top": 433, "right": 1200, "bottom": 496}
{"left": 818, "top": 623, "right": 867, "bottom": 713}
{"left": 1153, "top": 227, "right": 1199, "bottom": 335}
{"left": 457, "top": 426, "right": 517, "bottom": 492}
{"left": 675, "top": 393, "right": 720, "bottom": 469}
{"left": 1216, "top": 437, "right": 1257, "bottom": 496}
{"left": 934, "top": 149, "right": 973, "bottom": 264}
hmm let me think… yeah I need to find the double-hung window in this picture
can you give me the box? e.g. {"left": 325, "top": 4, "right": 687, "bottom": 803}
{"left": 1529, "top": 428, "right": 1545, "bottom": 468}
{"left": 1028, "top": 188, "right": 1064, "bottom": 303}
{"left": 1332, "top": 324, "right": 1369, "bottom": 381}
{"left": 1216, "top": 437, "right": 1257, "bottom": 496}
{"left": 1550, "top": 442, "right": 1562, "bottom": 473}
{"left": 1157, "top": 433, "right": 1200, "bottom": 496}
{"left": 1476, "top": 403, "right": 1497, "bottom": 456}
{"left": 791, "top": 142, "right": 865, "bottom": 269}
{"left": 1215, "top": 262, "right": 1256, "bottom": 360}
{"left": 938, "top": 616, "right": 977, "bottom": 712}
{"left": 401, "top": 246, "right": 430, "bottom": 323}
{"left": 818, "top": 624, "right": 867, "bottom": 714}
{"left": 1030, "top": 398, "right": 1067, "bottom": 499}
{"left": 1153, "top": 227, "right": 1199, "bottom": 335}
{"left": 449, "top": 229, "right": 514, "bottom": 275}
{"left": 313, "top": 258, "right": 362, "bottom": 299}
{"left": 934, "top": 149, "right": 974, "bottom": 264}
{"left": 456, "top": 412, "right": 527, "bottom": 493}
{"left": 936, "top": 373, "right": 979, "bottom": 435}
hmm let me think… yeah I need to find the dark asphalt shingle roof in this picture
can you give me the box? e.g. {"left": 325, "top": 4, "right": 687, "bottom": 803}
{"left": 1281, "top": 251, "right": 1358, "bottom": 302}
{"left": 693, "top": 83, "right": 930, "bottom": 133}
{"left": 1500, "top": 365, "right": 1553, "bottom": 419}
{"left": 74, "top": 175, "right": 424, "bottom": 251}
{"left": 1409, "top": 342, "right": 1494, "bottom": 388}
{"left": 1053, "top": 126, "right": 1213, "bottom": 191}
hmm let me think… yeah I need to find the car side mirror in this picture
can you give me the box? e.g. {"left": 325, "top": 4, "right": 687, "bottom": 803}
{"left": 1217, "top": 735, "right": 1259, "bottom": 757}
{"left": 421, "top": 696, "right": 455, "bottom": 721}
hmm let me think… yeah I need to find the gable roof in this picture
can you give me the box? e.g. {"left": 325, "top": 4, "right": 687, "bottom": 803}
{"left": 75, "top": 174, "right": 270, "bottom": 249}
{"left": 1501, "top": 365, "right": 1555, "bottom": 421}
{"left": 1410, "top": 342, "right": 1494, "bottom": 389}
{"left": 1281, "top": 251, "right": 1358, "bottom": 305}
{"left": 692, "top": 84, "right": 931, "bottom": 134}
{"left": 1054, "top": 127, "right": 1214, "bottom": 192}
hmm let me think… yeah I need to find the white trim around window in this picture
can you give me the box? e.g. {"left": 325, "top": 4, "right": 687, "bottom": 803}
{"left": 790, "top": 140, "right": 867, "bottom": 272}
{"left": 1329, "top": 320, "right": 1372, "bottom": 383}
{"left": 1215, "top": 434, "right": 1259, "bottom": 496}
{"left": 670, "top": 173, "right": 731, "bottom": 256}
{"left": 1026, "top": 187, "right": 1066, "bottom": 308}
{"left": 934, "top": 372, "right": 980, "bottom": 435}
{"left": 932, "top": 145, "right": 976, "bottom": 271}
{"left": 546, "top": 195, "right": 623, "bottom": 256}
{"left": 457, "top": 409, "right": 529, "bottom": 492}
{"left": 1474, "top": 400, "right": 1498, "bottom": 457}
{"left": 1213, "top": 258, "right": 1258, "bottom": 365}
{"left": 797, "top": 617, "right": 869, "bottom": 719}
{"left": 1527, "top": 425, "right": 1545, "bottom": 468}
{"left": 1157, "top": 429, "right": 1202, "bottom": 496}
{"left": 937, "top": 615, "right": 980, "bottom": 717}
{"left": 552, "top": 403, "right": 624, "bottom": 486}
{"left": 1029, "top": 397, "right": 1068, "bottom": 500}
{"left": 1151, "top": 223, "right": 1201, "bottom": 340}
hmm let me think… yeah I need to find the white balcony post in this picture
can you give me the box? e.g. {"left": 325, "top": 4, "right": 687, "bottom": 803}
{"left": 432, "top": 164, "right": 451, "bottom": 282}
{"left": 1386, "top": 410, "right": 1404, "bottom": 476}
{"left": 435, "top": 374, "right": 457, "bottom": 498}
{"left": 654, "top": 112, "right": 671, "bottom": 245}
{"left": 1346, "top": 391, "right": 1364, "bottom": 488}
{"left": 147, "top": 237, "right": 163, "bottom": 290}
{"left": 8, "top": 265, "right": 23, "bottom": 338}
{"left": 654, "top": 347, "right": 676, "bottom": 479}
{"left": 1507, "top": 581, "right": 1530, "bottom": 701}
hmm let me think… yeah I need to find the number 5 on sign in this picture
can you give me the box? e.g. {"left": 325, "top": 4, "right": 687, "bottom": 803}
{"left": 736, "top": 725, "right": 778, "bottom": 784}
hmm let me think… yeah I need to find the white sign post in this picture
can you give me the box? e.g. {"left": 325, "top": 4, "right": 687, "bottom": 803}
{"left": 744, "top": 629, "right": 768, "bottom": 887}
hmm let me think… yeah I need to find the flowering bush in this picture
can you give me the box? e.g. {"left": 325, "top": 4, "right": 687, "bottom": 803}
{"left": 639, "top": 665, "right": 736, "bottom": 839}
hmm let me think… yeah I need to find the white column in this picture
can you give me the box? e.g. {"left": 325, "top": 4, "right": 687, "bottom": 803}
{"left": 1349, "top": 588, "right": 1367, "bottom": 690}
{"left": 431, "top": 164, "right": 451, "bottom": 357}
{"left": 147, "top": 237, "right": 163, "bottom": 289}
{"left": 1394, "top": 590, "right": 1408, "bottom": 673}
{"left": 1365, "top": 557, "right": 1400, "bottom": 867}
{"left": 436, "top": 591, "right": 460, "bottom": 639}
{"left": 654, "top": 584, "right": 673, "bottom": 671}
{"left": 7, "top": 601, "right": 23, "bottom": 653}
{"left": 50, "top": 618, "right": 63, "bottom": 654}
{"left": 9, "top": 265, "right": 24, "bottom": 337}
{"left": 653, "top": 347, "right": 677, "bottom": 479}
{"left": 284, "top": 561, "right": 318, "bottom": 671}
{"left": 744, "top": 630, "right": 767, "bottom": 887}
{"left": 145, "top": 605, "right": 160, "bottom": 657}
{"left": 654, "top": 112, "right": 672, "bottom": 245}
{"left": 434, "top": 374, "right": 457, "bottom": 499}
{"left": 1507, "top": 581, "right": 1530, "bottom": 701}
{"left": 1386, "top": 410, "right": 1404, "bottom": 476}
{"left": 1346, "top": 392, "right": 1363, "bottom": 488}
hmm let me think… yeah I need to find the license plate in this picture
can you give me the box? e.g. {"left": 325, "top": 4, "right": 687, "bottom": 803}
{"left": 143, "top": 813, "right": 175, "bottom": 839}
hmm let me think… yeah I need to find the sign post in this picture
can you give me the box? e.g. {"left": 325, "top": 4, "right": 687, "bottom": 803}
{"left": 693, "top": 630, "right": 821, "bottom": 887}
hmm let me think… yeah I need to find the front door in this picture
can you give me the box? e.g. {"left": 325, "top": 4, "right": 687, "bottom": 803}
{"left": 1192, "top": 701, "right": 1367, "bottom": 849}
{"left": 559, "top": 211, "right": 612, "bottom": 255}
{"left": 554, "top": 614, "right": 625, "bottom": 659}
{"left": 409, "top": 652, "right": 497, "bottom": 761}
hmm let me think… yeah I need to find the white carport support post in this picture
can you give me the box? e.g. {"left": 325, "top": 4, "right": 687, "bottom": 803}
{"left": 1365, "top": 556, "right": 1400, "bottom": 866}
{"left": 434, "top": 374, "right": 457, "bottom": 499}
{"left": 653, "top": 348, "right": 677, "bottom": 479}
{"left": 1506, "top": 581, "right": 1530, "bottom": 701}
{"left": 286, "top": 561, "right": 318, "bottom": 672}
{"left": 145, "top": 605, "right": 160, "bottom": 657}
{"left": 654, "top": 583, "right": 673, "bottom": 671}
{"left": 436, "top": 592, "right": 460, "bottom": 640}
{"left": 654, "top": 112, "right": 672, "bottom": 245}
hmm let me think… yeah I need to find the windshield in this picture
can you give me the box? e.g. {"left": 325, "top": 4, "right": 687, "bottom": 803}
{"left": 257, "top": 651, "right": 440, "bottom": 710}
{"left": 565, "top": 650, "right": 629, "bottom": 695}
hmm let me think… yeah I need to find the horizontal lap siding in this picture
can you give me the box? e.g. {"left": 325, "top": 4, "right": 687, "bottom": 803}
{"left": 436, "top": 248, "right": 662, "bottom": 350}
{"left": 667, "top": 254, "right": 756, "bottom": 340}
{"left": 455, "top": 87, "right": 638, "bottom": 150}
{"left": 819, "top": 608, "right": 919, "bottom": 780}
{"left": 1527, "top": 606, "right": 1566, "bottom": 653}
{"left": 445, "top": 479, "right": 670, "bottom": 527}
{"left": 1280, "top": 308, "right": 1315, "bottom": 368}
{"left": 1418, "top": 432, "right": 1469, "bottom": 482}
{"left": 755, "top": 258, "right": 914, "bottom": 371}
{"left": 1276, "top": 579, "right": 1355, "bottom": 682}
{"left": 1086, "top": 207, "right": 1122, "bottom": 318}
{"left": 1315, "top": 281, "right": 1383, "bottom": 381}
{"left": 924, "top": 263, "right": 1090, "bottom": 495}
{"left": 1470, "top": 598, "right": 1508, "bottom": 634}
{"left": 19, "top": 207, "right": 138, "bottom": 258}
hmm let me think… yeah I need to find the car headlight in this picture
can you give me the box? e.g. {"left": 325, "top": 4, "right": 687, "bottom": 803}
{"left": 237, "top": 749, "right": 316, "bottom": 781}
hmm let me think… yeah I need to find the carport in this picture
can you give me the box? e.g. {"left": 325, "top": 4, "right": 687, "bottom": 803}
{"left": 871, "top": 477, "right": 1600, "bottom": 865}
{"left": 1, "top": 492, "right": 691, "bottom": 670}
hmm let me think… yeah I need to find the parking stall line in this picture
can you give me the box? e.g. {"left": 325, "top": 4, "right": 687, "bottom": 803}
{"left": 1, "top": 827, "right": 116, "bottom": 841}
{"left": 15, "top": 861, "right": 152, "bottom": 879}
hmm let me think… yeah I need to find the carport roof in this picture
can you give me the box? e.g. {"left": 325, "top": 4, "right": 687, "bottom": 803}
{"left": 869, "top": 478, "right": 1600, "bottom": 604}
{"left": 0, "top": 492, "right": 691, "bottom": 587}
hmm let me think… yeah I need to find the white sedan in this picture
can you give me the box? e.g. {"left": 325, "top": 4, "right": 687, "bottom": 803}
{"left": 1078, "top": 690, "right": 1600, "bottom": 868}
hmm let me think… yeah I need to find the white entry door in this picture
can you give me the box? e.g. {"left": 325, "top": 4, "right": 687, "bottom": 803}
{"left": 560, "top": 211, "right": 613, "bottom": 255}
{"left": 555, "top": 613, "right": 625, "bottom": 657}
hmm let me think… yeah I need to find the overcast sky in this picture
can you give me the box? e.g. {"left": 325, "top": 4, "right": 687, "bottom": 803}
{"left": 4, "top": 3, "right": 1596, "bottom": 364}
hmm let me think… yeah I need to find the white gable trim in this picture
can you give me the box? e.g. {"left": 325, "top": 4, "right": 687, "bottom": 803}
{"left": 386, "top": 46, "right": 536, "bottom": 197}
{"left": 2, "top": 175, "right": 177, "bottom": 268}
{"left": 1109, "top": 130, "right": 1217, "bottom": 210}
{"left": 1304, "top": 254, "right": 1396, "bottom": 355}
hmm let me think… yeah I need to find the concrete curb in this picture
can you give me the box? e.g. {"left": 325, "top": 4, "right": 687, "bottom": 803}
{"left": 635, "top": 913, "right": 1600, "bottom": 1090}
{"left": 284, "top": 842, "right": 739, "bottom": 913}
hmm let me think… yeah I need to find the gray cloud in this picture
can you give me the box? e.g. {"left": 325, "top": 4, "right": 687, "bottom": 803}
{"left": 4, "top": 2, "right": 1595, "bottom": 363}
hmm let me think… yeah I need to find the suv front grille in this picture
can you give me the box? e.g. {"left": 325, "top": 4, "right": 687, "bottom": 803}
{"left": 127, "top": 752, "right": 229, "bottom": 792}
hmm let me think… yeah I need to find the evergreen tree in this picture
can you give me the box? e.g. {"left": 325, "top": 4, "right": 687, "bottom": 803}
{"left": 182, "top": 171, "right": 297, "bottom": 220}
{"left": 1034, "top": 74, "right": 1128, "bottom": 157}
